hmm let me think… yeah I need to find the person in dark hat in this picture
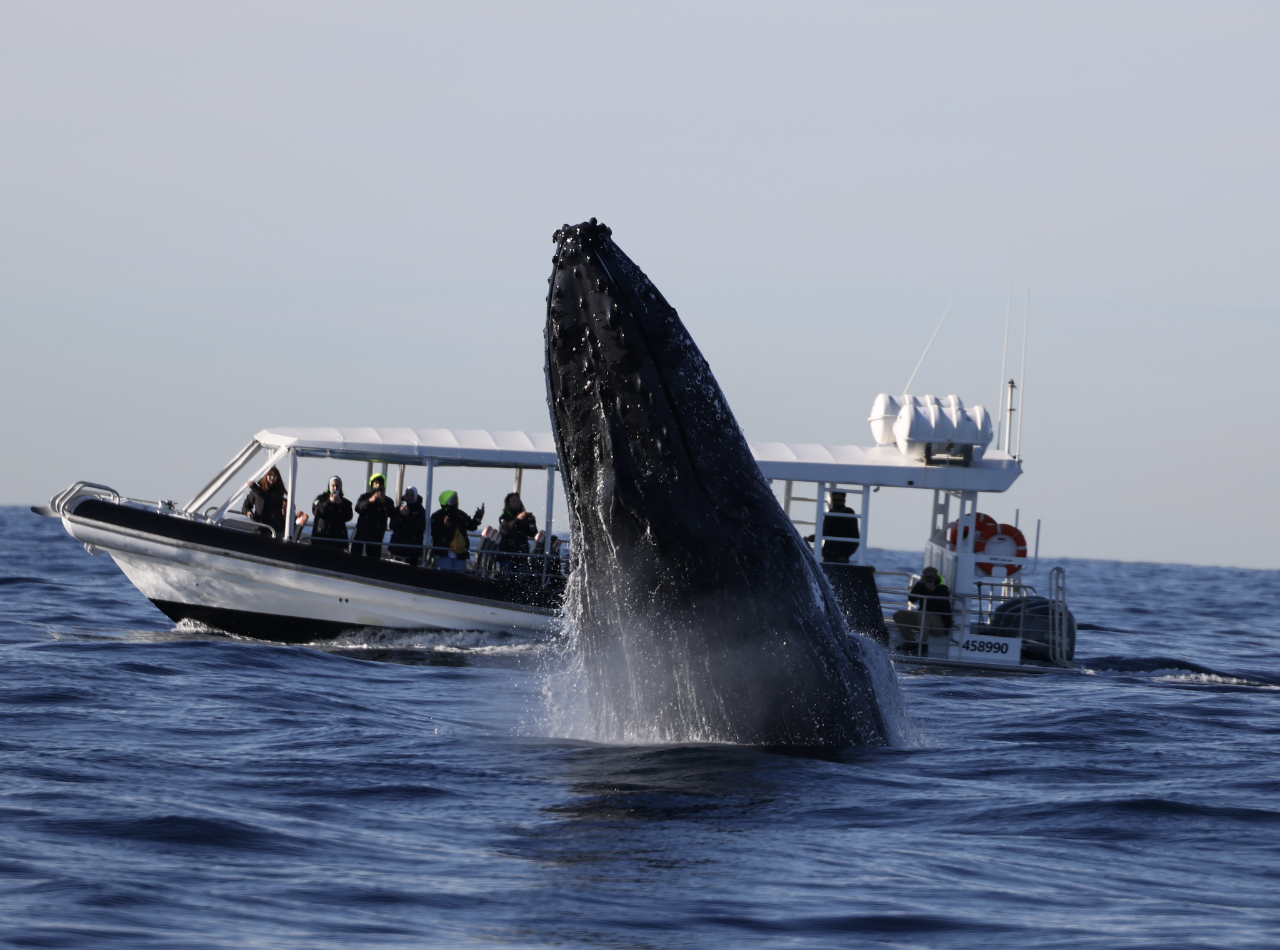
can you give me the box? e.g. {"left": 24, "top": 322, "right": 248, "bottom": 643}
{"left": 353, "top": 472, "right": 397, "bottom": 559}
{"left": 389, "top": 486, "right": 428, "bottom": 566}
{"left": 497, "top": 491, "right": 538, "bottom": 572}
{"left": 311, "top": 476, "right": 353, "bottom": 552}
{"left": 892, "top": 566, "right": 953, "bottom": 644}
{"left": 804, "top": 491, "right": 860, "bottom": 563}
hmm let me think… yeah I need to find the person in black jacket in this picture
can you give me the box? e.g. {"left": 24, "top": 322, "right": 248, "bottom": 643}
{"left": 804, "top": 491, "right": 860, "bottom": 563}
{"left": 354, "top": 473, "right": 397, "bottom": 559}
{"left": 497, "top": 492, "right": 538, "bottom": 573}
{"left": 892, "top": 566, "right": 953, "bottom": 643}
{"left": 242, "top": 467, "right": 287, "bottom": 537}
{"left": 429, "top": 490, "right": 484, "bottom": 572}
{"left": 311, "top": 476, "right": 353, "bottom": 552}
{"left": 389, "top": 487, "right": 427, "bottom": 565}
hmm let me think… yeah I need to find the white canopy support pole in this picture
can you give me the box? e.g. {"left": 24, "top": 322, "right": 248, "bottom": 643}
{"left": 858, "top": 485, "right": 870, "bottom": 566}
{"left": 365, "top": 460, "right": 373, "bottom": 491}
{"left": 543, "top": 467, "right": 556, "bottom": 554}
{"left": 183, "top": 440, "right": 261, "bottom": 513}
{"left": 424, "top": 459, "right": 435, "bottom": 561}
{"left": 394, "top": 464, "right": 405, "bottom": 502}
{"left": 542, "top": 467, "right": 556, "bottom": 584}
{"left": 212, "top": 445, "right": 290, "bottom": 523}
{"left": 783, "top": 480, "right": 794, "bottom": 520}
{"left": 812, "top": 482, "right": 826, "bottom": 562}
{"left": 513, "top": 468, "right": 523, "bottom": 495}
{"left": 284, "top": 449, "right": 298, "bottom": 542}
{"left": 379, "top": 461, "right": 388, "bottom": 485}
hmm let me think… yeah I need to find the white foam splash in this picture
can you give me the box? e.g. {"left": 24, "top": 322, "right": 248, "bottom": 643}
{"left": 323, "top": 627, "right": 545, "bottom": 655}
{"left": 533, "top": 568, "right": 918, "bottom": 747}
{"left": 1145, "top": 670, "right": 1280, "bottom": 689}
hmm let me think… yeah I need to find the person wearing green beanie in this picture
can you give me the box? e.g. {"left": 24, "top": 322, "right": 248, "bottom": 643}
{"left": 429, "top": 491, "right": 485, "bottom": 571}
{"left": 353, "top": 472, "right": 396, "bottom": 559}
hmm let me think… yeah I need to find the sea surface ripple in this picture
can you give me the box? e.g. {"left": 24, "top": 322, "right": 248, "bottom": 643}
{"left": 2, "top": 507, "right": 1278, "bottom": 948}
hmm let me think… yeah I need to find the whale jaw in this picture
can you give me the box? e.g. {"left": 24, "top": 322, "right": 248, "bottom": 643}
{"left": 545, "top": 219, "right": 890, "bottom": 747}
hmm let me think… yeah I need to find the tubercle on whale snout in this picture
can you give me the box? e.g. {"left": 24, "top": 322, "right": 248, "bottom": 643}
{"left": 552, "top": 217, "right": 612, "bottom": 245}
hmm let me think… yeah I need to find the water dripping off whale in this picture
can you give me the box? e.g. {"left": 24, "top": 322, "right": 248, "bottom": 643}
{"left": 544, "top": 218, "right": 906, "bottom": 747}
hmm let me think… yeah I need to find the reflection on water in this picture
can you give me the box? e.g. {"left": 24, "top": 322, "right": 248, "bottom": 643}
{"left": 3, "top": 509, "right": 1280, "bottom": 949}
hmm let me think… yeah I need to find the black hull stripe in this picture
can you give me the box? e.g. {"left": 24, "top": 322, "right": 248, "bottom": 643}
{"left": 153, "top": 600, "right": 393, "bottom": 643}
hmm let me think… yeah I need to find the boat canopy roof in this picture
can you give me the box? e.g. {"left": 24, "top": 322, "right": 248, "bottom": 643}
{"left": 255, "top": 427, "right": 1022, "bottom": 491}
{"left": 749, "top": 442, "right": 1021, "bottom": 491}
{"left": 256, "top": 428, "right": 559, "bottom": 468}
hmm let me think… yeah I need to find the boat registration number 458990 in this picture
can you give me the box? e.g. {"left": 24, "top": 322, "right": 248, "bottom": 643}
{"left": 959, "top": 633, "right": 1022, "bottom": 665}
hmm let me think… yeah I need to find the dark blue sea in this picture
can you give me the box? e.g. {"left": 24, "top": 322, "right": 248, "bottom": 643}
{"left": 2, "top": 507, "right": 1279, "bottom": 948}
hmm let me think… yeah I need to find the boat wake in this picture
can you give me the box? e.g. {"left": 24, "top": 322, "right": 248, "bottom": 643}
{"left": 1082, "top": 655, "right": 1280, "bottom": 690}
{"left": 171, "top": 618, "right": 547, "bottom": 656}
{"left": 320, "top": 627, "right": 547, "bottom": 656}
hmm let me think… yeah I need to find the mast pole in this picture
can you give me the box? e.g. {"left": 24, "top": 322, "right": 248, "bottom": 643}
{"left": 1016, "top": 289, "right": 1029, "bottom": 459}
{"left": 996, "top": 283, "right": 1012, "bottom": 451}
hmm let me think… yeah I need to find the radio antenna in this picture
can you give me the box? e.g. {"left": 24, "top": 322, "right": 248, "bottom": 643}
{"left": 1015, "top": 288, "right": 1029, "bottom": 459}
{"left": 996, "top": 283, "right": 1012, "bottom": 450}
{"left": 903, "top": 299, "right": 953, "bottom": 395}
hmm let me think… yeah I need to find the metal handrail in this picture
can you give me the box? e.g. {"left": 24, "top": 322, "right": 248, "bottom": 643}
{"left": 1048, "top": 567, "right": 1069, "bottom": 666}
{"left": 293, "top": 524, "right": 568, "bottom": 586}
{"left": 218, "top": 514, "right": 278, "bottom": 539}
{"left": 49, "top": 481, "right": 121, "bottom": 515}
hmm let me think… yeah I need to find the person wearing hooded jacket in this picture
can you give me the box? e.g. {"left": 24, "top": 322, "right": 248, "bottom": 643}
{"left": 389, "top": 487, "right": 427, "bottom": 565}
{"left": 242, "top": 466, "right": 287, "bottom": 537}
{"left": 429, "top": 491, "right": 484, "bottom": 571}
{"left": 312, "top": 476, "right": 353, "bottom": 551}
{"left": 497, "top": 491, "right": 538, "bottom": 572}
{"left": 354, "top": 473, "right": 397, "bottom": 559}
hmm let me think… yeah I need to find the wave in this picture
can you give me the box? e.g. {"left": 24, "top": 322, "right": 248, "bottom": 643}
{"left": 1082, "top": 655, "right": 1280, "bottom": 689}
{"left": 319, "top": 626, "right": 548, "bottom": 656}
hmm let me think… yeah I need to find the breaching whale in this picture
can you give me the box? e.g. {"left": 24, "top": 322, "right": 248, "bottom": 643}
{"left": 544, "top": 219, "right": 892, "bottom": 746}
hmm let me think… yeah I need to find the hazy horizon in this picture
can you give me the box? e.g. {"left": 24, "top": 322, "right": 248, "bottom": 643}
{"left": 2, "top": 2, "right": 1276, "bottom": 568}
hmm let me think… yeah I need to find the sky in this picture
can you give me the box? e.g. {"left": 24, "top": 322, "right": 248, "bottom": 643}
{"left": 1, "top": 2, "right": 1276, "bottom": 567}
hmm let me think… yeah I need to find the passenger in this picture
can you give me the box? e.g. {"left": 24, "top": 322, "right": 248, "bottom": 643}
{"left": 547, "top": 534, "right": 566, "bottom": 576}
{"left": 353, "top": 473, "right": 397, "bottom": 559}
{"left": 389, "top": 487, "right": 428, "bottom": 566}
{"left": 429, "top": 491, "right": 485, "bottom": 572}
{"left": 311, "top": 476, "right": 353, "bottom": 552}
{"left": 242, "top": 467, "right": 287, "bottom": 537}
{"left": 497, "top": 492, "right": 538, "bottom": 572}
{"left": 892, "top": 566, "right": 953, "bottom": 643}
{"left": 804, "top": 491, "right": 860, "bottom": 563}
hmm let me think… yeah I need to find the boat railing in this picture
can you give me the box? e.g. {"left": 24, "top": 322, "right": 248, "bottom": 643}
{"left": 50, "top": 482, "right": 197, "bottom": 520}
{"left": 49, "top": 481, "right": 122, "bottom": 515}
{"left": 969, "top": 579, "right": 1040, "bottom": 628}
{"left": 291, "top": 523, "right": 567, "bottom": 586}
{"left": 218, "top": 513, "right": 279, "bottom": 539}
{"left": 1048, "top": 567, "right": 1069, "bottom": 665}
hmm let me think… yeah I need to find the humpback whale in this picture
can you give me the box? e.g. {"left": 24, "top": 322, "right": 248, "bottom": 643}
{"left": 544, "top": 219, "right": 895, "bottom": 747}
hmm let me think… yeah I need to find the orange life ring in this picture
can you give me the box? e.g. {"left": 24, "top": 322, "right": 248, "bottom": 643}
{"left": 978, "top": 523, "right": 1028, "bottom": 576}
{"left": 947, "top": 514, "right": 998, "bottom": 552}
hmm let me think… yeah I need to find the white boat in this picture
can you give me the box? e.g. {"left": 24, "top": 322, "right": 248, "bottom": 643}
{"left": 37, "top": 397, "right": 1074, "bottom": 670}
{"left": 38, "top": 429, "right": 569, "bottom": 642}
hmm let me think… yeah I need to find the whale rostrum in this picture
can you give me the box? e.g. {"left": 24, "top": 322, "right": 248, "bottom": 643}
{"left": 544, "top": 218, "right": 896, "bottom": 746}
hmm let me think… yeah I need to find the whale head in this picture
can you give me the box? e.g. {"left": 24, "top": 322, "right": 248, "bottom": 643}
{"left": 545, "top": 219, "right": 891, "bottom": 746}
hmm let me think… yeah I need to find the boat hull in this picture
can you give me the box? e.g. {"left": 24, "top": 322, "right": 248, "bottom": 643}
{"left": 61, "top": 501, "right": 561, "bottom": 642}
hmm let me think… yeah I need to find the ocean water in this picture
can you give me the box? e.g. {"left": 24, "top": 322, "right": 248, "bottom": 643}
{"left": 2, "top": 506, "right": 1279, "bottom": 949}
